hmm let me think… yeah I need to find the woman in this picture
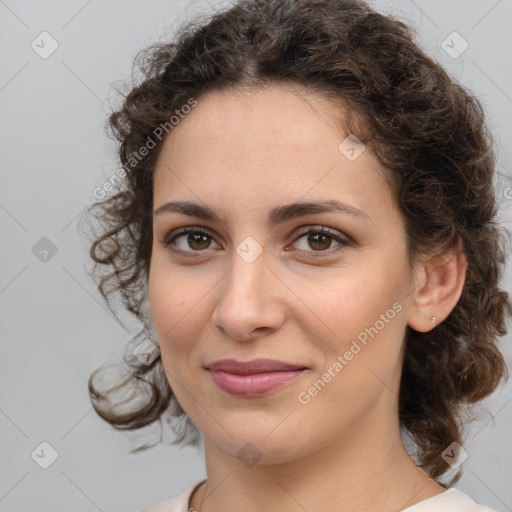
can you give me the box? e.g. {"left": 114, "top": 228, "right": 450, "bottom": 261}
{"left": 85, "top": 0, "right": 511, "bottom": 511}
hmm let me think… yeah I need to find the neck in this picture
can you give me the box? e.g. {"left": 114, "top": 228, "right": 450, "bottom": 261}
{"left": 190, "top": 399, "right": 445, "bottom": 512}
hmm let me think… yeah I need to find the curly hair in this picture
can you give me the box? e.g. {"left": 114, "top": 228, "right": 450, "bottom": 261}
{"left": 83, "top": 0, "right": 512, "bottom": 482}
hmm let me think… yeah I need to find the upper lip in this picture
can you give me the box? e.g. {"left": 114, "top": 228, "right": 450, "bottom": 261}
{"left": 205, "top": 358, "right": 307, "bottom": 375}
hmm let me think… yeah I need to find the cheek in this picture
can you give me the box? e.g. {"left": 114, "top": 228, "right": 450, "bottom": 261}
{"left": 295, "top": 262, "right": 403, "bottom": 338}
{"left": 148, "top": 259, "right": 191, "bottom": 350}
{"left": 295, "top": 280, "right": 406, "bottom": 429}
{"left": 148, "top": 274, "right": 197, "bottom": 399}
{"left": 148, "top": 257, "right": 215, "bottom": 367}
{"left": 295, "top": 256, "right": 408, "bottom": 393}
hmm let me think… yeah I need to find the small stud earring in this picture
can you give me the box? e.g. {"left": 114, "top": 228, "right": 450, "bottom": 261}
{"left": 431, "top": 317, "right": 436, "bottom": 324}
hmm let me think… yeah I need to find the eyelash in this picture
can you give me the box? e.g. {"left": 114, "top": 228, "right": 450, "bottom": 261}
{"left": 162, "top": 226, "right": 350, "bottom": 258}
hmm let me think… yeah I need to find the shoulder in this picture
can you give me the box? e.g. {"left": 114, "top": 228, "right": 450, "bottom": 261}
{"left": 142, "top": 480, "right": 206, "bottom": 512}
{"left": 402, "top": 487, "right": 502, "bottom": 512}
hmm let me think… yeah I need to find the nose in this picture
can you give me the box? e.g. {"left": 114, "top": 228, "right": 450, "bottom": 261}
{"left": 211, "top": 249, "right": 286, "bottom": 342}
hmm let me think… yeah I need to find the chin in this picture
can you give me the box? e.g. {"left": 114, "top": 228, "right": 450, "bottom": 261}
{"left": 204, "top": 421, "right": 308, "bottom": 466}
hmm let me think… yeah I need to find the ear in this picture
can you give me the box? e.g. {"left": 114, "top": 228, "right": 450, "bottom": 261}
{"left": 407, "top": 238, "right": 467, "bottom": 332}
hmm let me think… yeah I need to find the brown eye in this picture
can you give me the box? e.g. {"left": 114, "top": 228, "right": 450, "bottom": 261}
{"left": 184, "top": 232, "right": 211, "bottom": 250}
{"left": 291, "top": 227, "right": 349, "bottom": 256}
{"left": 162, "top": 225, "right": 349, "bottom": 259}
{"left": 163, "top": 227, "right": 219, "bottom": 255}
{"left": 306, "top": 232, "right": 332, "bottom": 251}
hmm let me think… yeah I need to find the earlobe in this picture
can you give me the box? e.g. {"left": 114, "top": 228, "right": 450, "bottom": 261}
{"left": 407, "top": 239, "right": 467, "bottom": 333}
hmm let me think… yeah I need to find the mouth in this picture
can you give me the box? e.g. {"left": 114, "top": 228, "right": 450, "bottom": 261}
{"left": 204, "top": 358, "right": 308, "bottom": 397}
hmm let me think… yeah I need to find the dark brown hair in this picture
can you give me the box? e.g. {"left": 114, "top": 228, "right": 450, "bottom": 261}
{"left": 82, "top": 0, "right": 512, "bottom": 482}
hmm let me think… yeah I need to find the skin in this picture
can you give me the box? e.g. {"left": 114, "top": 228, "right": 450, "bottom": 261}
{"left": 148, "top": 83, "right": 467, "bottom": 512}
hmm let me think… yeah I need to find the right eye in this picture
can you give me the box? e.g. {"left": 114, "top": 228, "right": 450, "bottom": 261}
{"left": 163, "top": 227, "right": 221, "bottom": 256}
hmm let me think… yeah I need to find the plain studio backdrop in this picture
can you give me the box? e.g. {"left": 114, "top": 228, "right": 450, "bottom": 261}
{"left": 1, "top": 1, "right": 511, "bottom": 511}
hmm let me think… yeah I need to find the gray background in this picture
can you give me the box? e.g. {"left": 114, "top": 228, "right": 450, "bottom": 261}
{"left": 1, "top": 1, "right": 511, "bottom": 511}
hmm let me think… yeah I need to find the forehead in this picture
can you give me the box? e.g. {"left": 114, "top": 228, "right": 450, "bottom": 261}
{"left": 158, "top": 84, "right": 350, "bottom": 157}
{"left": 152, "top": 84, "right": 396, "bottom": 224}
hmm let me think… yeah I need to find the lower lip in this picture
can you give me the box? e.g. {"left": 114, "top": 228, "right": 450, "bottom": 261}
{"left": 207, "top": 369, "right": 306, "bottom": 397}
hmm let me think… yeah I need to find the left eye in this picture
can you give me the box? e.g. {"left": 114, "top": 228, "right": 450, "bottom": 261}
{"left": 162, "top": 226, "right": 349, "bottom": 256}
{"left": 292, "top": 227, "right": 348, "bottom": 253}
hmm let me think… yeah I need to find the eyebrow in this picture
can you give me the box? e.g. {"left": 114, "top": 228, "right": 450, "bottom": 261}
{"left": 153, "top": 199, "right": 372, "bottom": 226}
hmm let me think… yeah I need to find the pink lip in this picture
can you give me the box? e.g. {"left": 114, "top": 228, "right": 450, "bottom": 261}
{"left": 205, "top": 358, "right": 308, "bottom": 397}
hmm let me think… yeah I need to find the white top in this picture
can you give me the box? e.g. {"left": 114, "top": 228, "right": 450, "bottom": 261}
{"left": 143, "top": 480, "right": 501, "bottom": 512}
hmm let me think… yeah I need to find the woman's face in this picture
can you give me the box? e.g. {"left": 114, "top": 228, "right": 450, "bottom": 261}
{"left": 149, "top": 84, "right": 419, "bottom": 464}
